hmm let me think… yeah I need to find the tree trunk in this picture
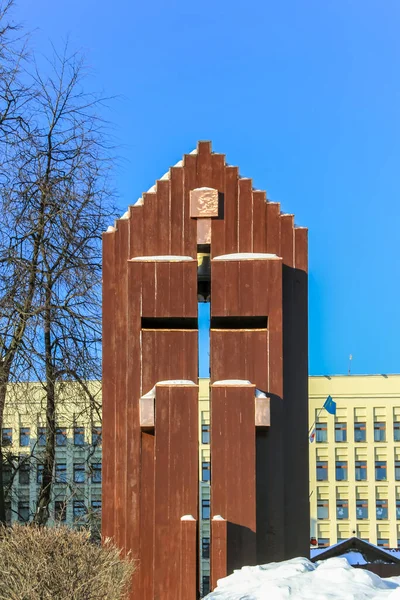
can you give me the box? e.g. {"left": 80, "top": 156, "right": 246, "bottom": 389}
{"left": 33, "top": 285, "right": 55, "bottom": 526}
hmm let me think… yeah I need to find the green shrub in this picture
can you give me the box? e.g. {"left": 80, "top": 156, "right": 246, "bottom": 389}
{"left": 0, "top": 524, "right": 134, "bottom": 600}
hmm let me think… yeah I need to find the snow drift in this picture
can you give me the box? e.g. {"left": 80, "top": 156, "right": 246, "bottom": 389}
{"left": 205, "top": 556, "right": 400, "bottom": 599}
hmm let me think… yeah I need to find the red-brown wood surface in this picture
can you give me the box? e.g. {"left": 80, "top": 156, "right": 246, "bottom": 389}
{"left": 211, "top": 519, "right": 227, "bottom": 590}
{"left": 211, "top": 384, "right": 257, "bottom": 573}
{"left": 280, "top": 214, "right": 294, "bottom": 267}
{"left": 101, "top": 229, "right": 116, "bottom": 540}
{"left": 179, "top": 519, "right": 198, "bottom": 600}
{"left": 141, "top": 330, "right": 197, "bottom": 395}
{"left": 114, "top": 219, "right": 129, "bottom": 550}
{"left": 153, "top": 384, "right": 198, "bottom": 600}
{"left": 139, "top": 432, "right": 155, "bottom": 600}
{"left": 211, "top": 329, "right": 268, "bottom": 392}
{"left": 294, "top": 227, "right": 308, "bottom": 272}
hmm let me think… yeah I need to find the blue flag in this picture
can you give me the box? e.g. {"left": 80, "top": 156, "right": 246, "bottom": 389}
{"left": 323, "top": 395, "right": 336, "bottom": 415}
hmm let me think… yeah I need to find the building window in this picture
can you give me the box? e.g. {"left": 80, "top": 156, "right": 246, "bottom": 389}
{"left": 5, "top": 501, "right": 11, "bottom": 525}
{"left": 316, "top": 422, "right": 327, "bottom": 443}
{"left": 374, "top": 422, "right": 386, "bottom": 442}
{"left": 202, "top": 461, "right": 211, "bottom": 482}
{"left": 54, "top": 500, "right": 67, "bottom": 522}
{"left": 56, "top": 427, "right": 67, "bottom": 446}
{"left": 335, "top": 461, "right": 348, "bottom": 481}
{"left": 37, "top": 427, "right": 46, "bottom": 446}
{"left": 55, "top": 463, "right": 67, "bottom": 483}
{"left": 18, "top": 501, "right": 29, "bottom": 522}
{"left": 2, "top": 428, "right": 12, "bottom": 446}
{"left": 202, "top": 499, "right": 210, "bottom": 520}
{"left": 202, "top": 575, "right": 210, "bottom": 596}
{"left": 74, "top": 426, "right": 85, "bottom": 446}
{"left": 318, "top": 538, "right": 330, "bottom": 547}
{"left": 377, "top": 538, "right": 389, "bottom": 548}
{"left": 396, "top": 461, "right": 400, "bottom": 481}
{"left": 19, "top": 427, "right": 30, "bottom": 447}
{"left": 336, "top": 499, "right": 348, "bottom": 520}
{"left": 202, "top": 424, "right": 210, "bottom": 444}
{"left": 356, "top": 499, "right": 368, "bottom": 519}
{"left": 73, "top": 500, "right": 86, "bottom": 521}
{"left": 354, "top": 422, "right": 366, "bottom": 442}
{"left": 316, "top": 461, "right": 328, "bottom": 481}
{"left": 376, "top": 499, "right": 388, "bottom": 520}
{"left": 317, "top": 500, "right": 329, "bottom": 520}
{"left": 396, "top": 500, "right": 400, "bottom": 520}
{"left": 91, "top": 499, "right": 102, "bottom": 516}
{"left": 335, "top": 423, "right": 347, "bottom": 443}
{"left": 394, "top": 422, "right": 400, "bottom": 442}
{"left": 19, "top": 460, "right": 30, "bottom": 485}
{"left": 202, "top": 537, "right": 210, "bottom": 558}
{"left": 375, "top": 461, "right": 387, "bottom": 481}
{"left": 355, "top": 460, "right": 367, "bottom": 481}
{"left": 3, "top": 463, "right": 12, "bottom": 485}
{"left": 37, "top": 464, "right": 44, "bottom": 484}
{"left": 92, "top": 426, "right": 102, "bottom": 447}
{"left": 74, "top": 463, "right": 85, "bottom": 483}
{"left": 91, "top": 462, "right": 102, "bottom": 484}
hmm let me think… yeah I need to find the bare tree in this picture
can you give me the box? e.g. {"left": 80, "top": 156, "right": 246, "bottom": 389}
{"left": 0, "top": 15, "right": 116, "bottom": 522}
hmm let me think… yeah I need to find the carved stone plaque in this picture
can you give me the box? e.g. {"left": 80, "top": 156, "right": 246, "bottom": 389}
{"left": 190, "top": 187, "right": 219, "bottom": 218}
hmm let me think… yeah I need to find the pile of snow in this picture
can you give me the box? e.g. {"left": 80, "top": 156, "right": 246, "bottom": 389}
{"left": 205, "top": 556, "right": 400, "bottom": 599}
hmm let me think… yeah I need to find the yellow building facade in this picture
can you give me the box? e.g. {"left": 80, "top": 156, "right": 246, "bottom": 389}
{"left": 2, "top": 381, "right": 102, "bottom": 530}
{"left": 309, "top": 374, "right": 400, "bottom": 548}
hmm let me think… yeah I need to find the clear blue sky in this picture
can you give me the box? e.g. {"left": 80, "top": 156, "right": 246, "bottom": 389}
{"left": 15, "top": 0, "right": 400, "bottom": 376}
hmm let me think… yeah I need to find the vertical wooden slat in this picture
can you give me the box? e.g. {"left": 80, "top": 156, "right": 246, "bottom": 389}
{"left": 154, "top": 385, "right": 198, "bottom": 600}
{"left": 252, "top": 191, "right": 267, "bottom": 253}
{"left": 156, "top": 179, "right": 171, "bottom": 255}
{"left": 129, "top": 205, "right": 144, "bottom": 258}
{"left": 139, "top": 432, "right": 155, "bottom": 600}
{"left": 170, "top": 166, "right": 184, "bottom": 255}
{"left": 211, "top": 518, "right": 227, "bottom": 591}
{"left": 266, "top": 202, "right": 281, "bottom": 256}
{"left": 211, "top": 384, "right": 257, "bottom": 574}
{"left": 280, "top": 214, "right": 294, "bottom": 267}
{"left": 294, "top": 227, "right": 308, "bottom": 272}
{"left": 180, "top": 518, "right": 198, "bottom": 600}
{"left": 183, "top": 154, "right": 198, "bottom": 257}
{"left": 143, "top": 192, "right": 158, "bottom": 256}
{"left": 197, "top": 141, "right": 213, "bottom": 185}
{"left": 101, "top": 229, "right": 116, "bottom": 541}
{"left": 114, "top": 219, "right": 129, "bottom": 550}
{"left": 220, "top": 166, "right": 239, "bottom": 256}
{"left": 210, "top": 153, "right": 226, "bottom": 256}
{"left": 237, "top": 178, "right": 253, "bottom": 252}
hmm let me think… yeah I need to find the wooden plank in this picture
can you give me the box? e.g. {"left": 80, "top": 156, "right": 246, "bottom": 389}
{"left": 210, "top": 153, "right": 226, "bottom": 256}
{"left": 280, "top": 214, "right": 294, "bottom": 267}
{"left": 156, "top": 178, "right": 171, "bottom": 255}
{"left": 114, "top": 219, "right": 129, "bottom": 550}
{"left": 183, "top": 153, "right": 198, "bottom": 257}
{"left": 266, "top": 202, "right": 281, "bottom": 256}
{"left": 197, "top": 140, "right": 213, "bottom": 186}
{"left": 143, "top": 192, "right": 158, "bottom": 256}
{"left": 211, "top": 384, "right": 257, "bottom": 574}
{"left": 180, "top": 519, "right": 198, "bottom": 600}
{"left": 170, "top": 166, "right": 184, "bottom": 255}
{"left": 154, "top": 385, "right": 198, "bottom": 600}
{"left": 139, "top": 432, "right": 155, "bottom": 600}
{"left": 220, "top": 165, "right": 239, "bottom": 256}
{"left": 294, "top": 227, "right": 308, "bottom": 272}
{"left": 211, "top": 518, "right": 227, "bottom": 590}
{"left": 238, "top": 178, "right": 253, "bottom": 252}
{"left": 129, "top": 204, "right": 144, "bottom": 258}
{"left": 252, "top": 191, "right": 266, "bottom": 252}
{"left": 101, "top": 229, "right": 116, "bottom": 541}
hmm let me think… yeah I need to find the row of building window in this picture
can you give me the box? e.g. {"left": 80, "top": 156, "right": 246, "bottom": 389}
{"left": 315, "top": 421, "right": 398, "bottom": 443}
{"left": 317, "top": 498, "right": 396, "bottom": 520}
{"left": 3, "top": 461, "right": 102, "bottom": 486}
{"left": 316, "top": 460, "right": 400, "bottom": 481}
{"left": 1, "top": 426, "right": 102, "bottom": 448}
{"left": 317, "top": 538, "right": 392, "bottom": 548}
{"left": 5, "top": 499, "right": 101, "bottom": 524}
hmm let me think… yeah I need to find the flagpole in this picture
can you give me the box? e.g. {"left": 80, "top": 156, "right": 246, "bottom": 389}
{"left": 309, "top": 406, "right": 324, "bottom": 435}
